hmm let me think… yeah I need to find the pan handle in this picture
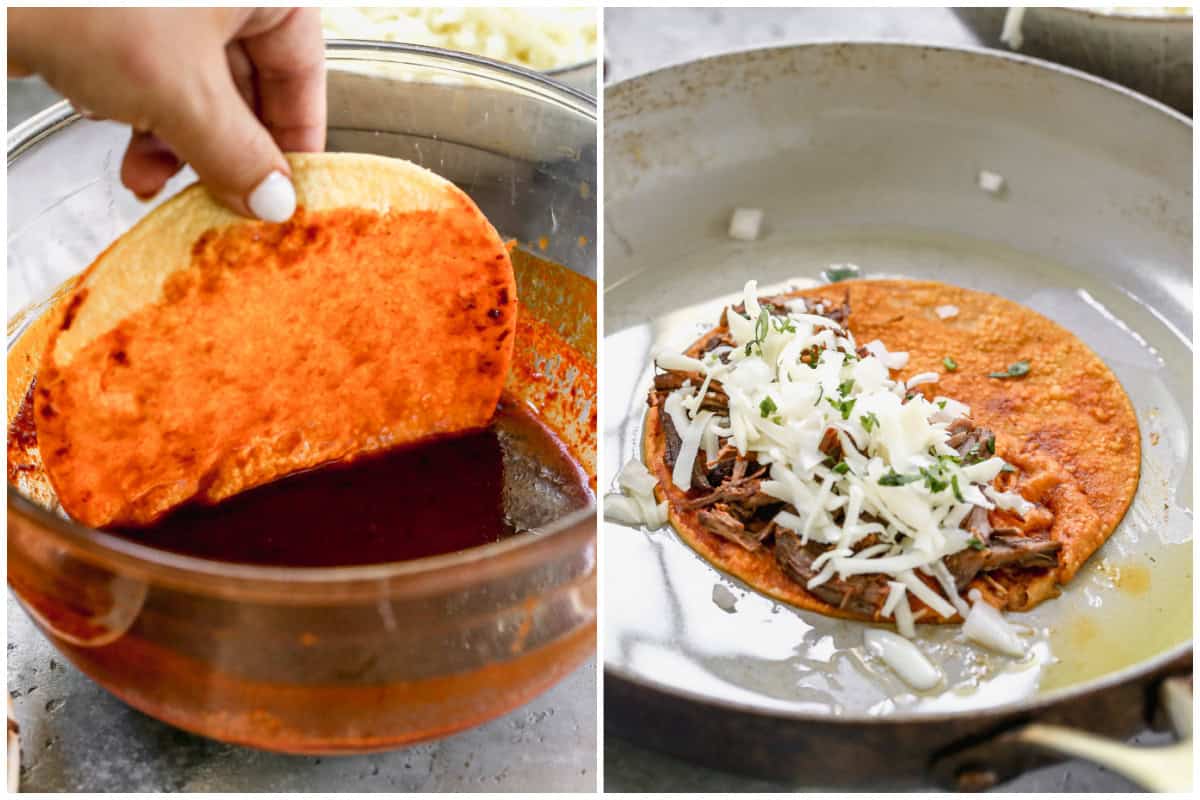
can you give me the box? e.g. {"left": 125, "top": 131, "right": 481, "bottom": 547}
{"left": 935, "top": 676, "right": 1192, "bottom": 791}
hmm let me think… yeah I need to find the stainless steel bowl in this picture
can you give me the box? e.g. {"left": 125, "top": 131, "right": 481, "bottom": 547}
{"left": 8, "top": 42, "right": 597, "bottom": 754}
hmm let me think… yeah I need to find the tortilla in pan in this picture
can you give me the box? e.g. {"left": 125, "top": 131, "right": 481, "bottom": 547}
{"left": 32, "top": 152, "right": 517, "bottom": 529}
{"left": 644, "top": 279, "right": 1139, "bottom": 621}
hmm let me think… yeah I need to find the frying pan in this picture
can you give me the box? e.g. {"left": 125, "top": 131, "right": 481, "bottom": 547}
{"left": 603, "top": 42, "right": 1191, "bottom": 790}
{"left": 953, "top": 7, "right": 1192, "bottom": 115}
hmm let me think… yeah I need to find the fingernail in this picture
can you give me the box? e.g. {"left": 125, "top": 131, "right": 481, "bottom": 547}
{"left": 247, "top": 171, "right": 296, "bottom": 222}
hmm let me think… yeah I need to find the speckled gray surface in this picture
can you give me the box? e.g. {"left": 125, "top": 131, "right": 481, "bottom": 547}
{"left": 6, "top": 71, "right": 596, "bottom": 796}
{"left": 601, "top": 7, "right": 1181, "bottom": 793}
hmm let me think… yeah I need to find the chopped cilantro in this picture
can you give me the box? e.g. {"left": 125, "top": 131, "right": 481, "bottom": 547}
{"left": 824, "top": 264, "right": 861, "bottom": 283}
{"left": 919, "top": 466, "right": 949, "bottom": 493}
{"left": 759, "top": 396, "right": 778, "bottom": 418}
{"left": 827, "top": 396, "right": 857, "bottom": 420}
{"left": 771, "top": 415, "right": 783, "bottom": 425}
{"left": 943, "top": 356, "right": 958, "bottom": 372}
{"left": 967, "top": 537, "right": 986, "bottom": 551}
{"left": 937, "top": 400, "right": 947, "bottom": 410}
{"left": 879, "top": 469, "right": 921, "bottom": 487}
{"left": 833, "top": 461, "right": 850, "bottom": 475}
{"left": 988, "top": 360, "right": 1030, "bottom": 379}
{"left": 837, "top": 378, "right": 855, "bottom": 397}
{"left": 744, "top": 308, "right": 772, "bottom": 357}
{"left": 772, "top": 316, "right": 797, "bottom": 334}
{"left": 951, "top": 474, "right": 966, "bottom": 502}
{"left": 985, "top": 434, "right": 996, "bottom": 454}
{"left": 860, "top": 411, "right": 880, "bottom": 433}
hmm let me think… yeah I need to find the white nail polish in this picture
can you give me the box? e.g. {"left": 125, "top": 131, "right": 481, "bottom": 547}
{"left": 247, "top": 171, "right": 296, "bottom": 222}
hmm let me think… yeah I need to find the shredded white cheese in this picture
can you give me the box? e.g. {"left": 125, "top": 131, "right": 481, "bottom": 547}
{"left": 864, "top": 628, "right": 942, "bottom": 691}
{"left": 321, "top": 7, "right": 597, "bottom": 71}
{"left": 963, "top": 589, "right": 1028, "bottom": 657}
{"left": 1001, "top": 7, "right": 1026, "bottom": 49}
{"left": 728, "top": 208, "right": 764, "bottom": 241}
{"left": 604, "top": 459, "right": 667, "bottom": 529}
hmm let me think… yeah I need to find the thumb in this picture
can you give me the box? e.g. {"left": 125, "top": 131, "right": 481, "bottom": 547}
{"left": 153, "top": 67, "right": 297, "bottom": 222}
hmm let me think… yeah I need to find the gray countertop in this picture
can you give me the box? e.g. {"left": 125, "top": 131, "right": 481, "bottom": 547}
{"left": 7, "top": 58, "right": 596, "bottom": 799}
{"left": 601, "top": 7, "right": 1174, "bottom": 793}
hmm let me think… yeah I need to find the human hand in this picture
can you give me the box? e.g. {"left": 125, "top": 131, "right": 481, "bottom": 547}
{"left": 8, "top": 7, "right": 326, "bottom": 221}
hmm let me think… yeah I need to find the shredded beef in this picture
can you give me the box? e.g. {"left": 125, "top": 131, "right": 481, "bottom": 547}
{"left": 774, "top": 529, "right": 891, "bottom": 616}
{"left": 660, "top": 406, "right": 682, "bottom": 469}
{"left": 698, "top": 506, "right": 770, "bottom": 552}
{"left": 944, "top": 525, "right": 1061, "bottom": 589}
{"left": 653, "top": 371, "right": 729, "bottom": 411}
{"left": 684, "top": 478, "right": 777, "bottom": 511}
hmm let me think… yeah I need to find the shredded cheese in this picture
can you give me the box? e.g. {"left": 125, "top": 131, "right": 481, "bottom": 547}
{"left": 654, "top": 278, "right": 1028, "bottom": 632}
{"left": 321, "top": 7, "right": 597, "bottom": 71}
{"left": 963, "top": 589, "right": 1028, "bottom": 657}
{"left": 604, "top": 459, "right": 667, "bottom": 529}
{"left": 864, "top": 628, "right": 942, "bottom": 691}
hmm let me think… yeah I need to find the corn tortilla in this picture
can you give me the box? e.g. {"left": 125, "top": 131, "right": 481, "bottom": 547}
{"left": 34, "top": 152, "right": 517, "bottom": 528}
{"left": 644, "top": 279, "right": 1139, "bottom": 619}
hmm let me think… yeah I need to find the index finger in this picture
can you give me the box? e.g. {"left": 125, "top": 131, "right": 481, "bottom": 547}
{"left": 238, "top": 8, "right": 326, "bottom": 154}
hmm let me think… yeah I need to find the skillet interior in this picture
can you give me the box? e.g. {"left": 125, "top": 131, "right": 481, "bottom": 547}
{"left": 603, "top": 43, "right": 1191, "bottom": 721}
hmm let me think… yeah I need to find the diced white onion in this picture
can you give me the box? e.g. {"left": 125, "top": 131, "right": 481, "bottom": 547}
{"left": 978, "top": 170, "right": 1006, "bottom": 194}
{"left": 728, "top": 208, "right": 764, "bottom": 241}
{"left": 935, "top": 304, "right": 959, "bottom": 319}
{"left": 963, "top": 589, "right": 1027, "bottom": 657}
{"left": 864, "top": 628, "right": 942, "bottom": 691}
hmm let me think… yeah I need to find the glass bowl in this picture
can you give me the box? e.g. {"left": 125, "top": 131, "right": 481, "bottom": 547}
{"left": 7, "top": 43, "right": 596, "bottom": 753}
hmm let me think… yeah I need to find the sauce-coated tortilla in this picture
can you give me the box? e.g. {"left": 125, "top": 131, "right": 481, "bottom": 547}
{"left": 645, "top": 280, "right": 1139, "bottom": 618}
{"left": 34, "top": 152, "right": 517, "bottom": 528}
